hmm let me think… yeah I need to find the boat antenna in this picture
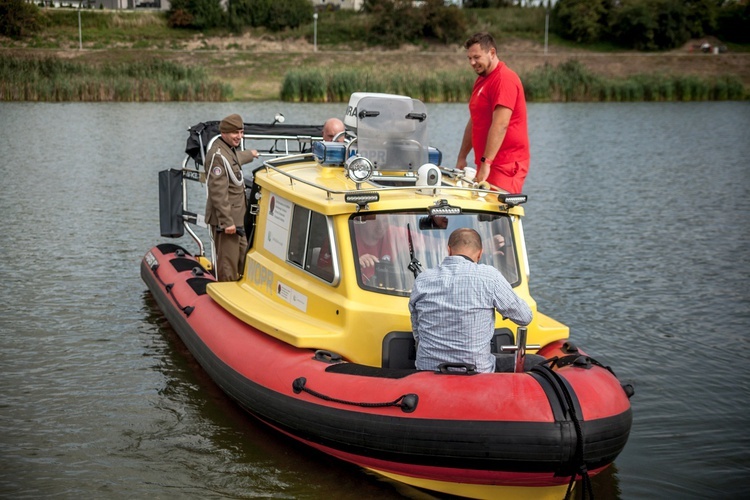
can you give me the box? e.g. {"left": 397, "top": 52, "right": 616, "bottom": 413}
{"left": 406, "top": 223, "right": 423, "bottom": 278}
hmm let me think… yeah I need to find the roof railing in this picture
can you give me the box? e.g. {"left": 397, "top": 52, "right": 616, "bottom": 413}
{"left": 261, "top": 154, "right": 509, "bottom": 203}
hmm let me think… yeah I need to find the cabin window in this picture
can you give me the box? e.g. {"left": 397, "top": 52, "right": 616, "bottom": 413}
{"left": 287, "top": 205, "right": 336, "bottom": 283}
{"left": 350, "top": 211, "right": 519, "bottom": 297}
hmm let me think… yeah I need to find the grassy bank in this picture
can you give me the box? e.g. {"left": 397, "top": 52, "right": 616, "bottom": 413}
{"left": 2, "top": 8, "right": 749, "bottom": 102}
{"left": 16, "top": 10, "right": 196, "bottom": 50}
{"left": 0, "top": 54, "right": 231, "bottom": 101}
{"left": 280, "top": 60, "right": 746, "bottom": 103}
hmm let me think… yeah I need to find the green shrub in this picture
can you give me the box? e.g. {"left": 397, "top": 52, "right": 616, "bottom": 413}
{"left": 608, "top": 0, "right": 656, "bottom": 50}
{"left": 422, "top": 0, "right": 467, "bottom": 44}
{"left": 168, "top": 0, "right": 225, "bottom": 30}
{"left": 0, "top": 0, "right": 43, "bottom": 39}
{"left": 230, "top": 0, "right": 313, "bottom": 32}
{"left": 168, "top": 8, "right": 194, "bottom": 28}
{"left": 554, "top": 0, "right": 710, "bottom": 51}
{"left": 717, "top": 1, "right": 750, "bottom": 44}
{"left": 552, "top": 0, "right": 609, "bottom": 44}
{"left": 685, "top": 0, "right": 718, "bottom": 38}
{"left": 267, "top": 0, "right": 314, "bottom": 31}
{"left": 366, "top": 0, "right": 467, "bottom": 48}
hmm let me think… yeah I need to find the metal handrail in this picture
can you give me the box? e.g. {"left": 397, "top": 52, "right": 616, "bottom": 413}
{"left": 261, "top": 154, "right": 501, "bottom": 201}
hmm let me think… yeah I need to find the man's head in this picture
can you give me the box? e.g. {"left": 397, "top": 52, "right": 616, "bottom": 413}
{"left": 323, "top": 118, "right": 345, "bottom": 142}
{"left": 448, "top": 228, "right": 483, "bottom": 263}
{"left": 359, "top": 215, "right": 387, "bottom": 244}
{"left": 464, "top": 32, "right": 499, "bottom": 77}
{"left": 219, "top": 113, "right": 244, "bottom": 148}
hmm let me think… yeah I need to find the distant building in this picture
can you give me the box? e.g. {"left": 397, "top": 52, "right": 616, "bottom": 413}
{"left": 32, "top": 0, "right": 374, "bottom": 11}
{"left": 33, "top": 1, "right": 169, "bottom": 8}
{"left": 311, "top": 0, "right": 363, "bottom": 11}
{"left": 106, "top": 0, "right": 169, "bottom": 9}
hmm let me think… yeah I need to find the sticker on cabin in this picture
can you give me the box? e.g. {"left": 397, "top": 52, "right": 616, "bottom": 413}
{"left": 145, "top": 252, "right": 157, "bottom": 269}
{"left": 264, "top": 194, "right": 292, "bottom": 259}
{"left": 277, "top": 282, "right": 307, "bottom": 313}
{"left": 357, "top": 149, "right": 387, "bottom": 164}
{"left": 246, "top": 259, "right": 274, "bottom": 296}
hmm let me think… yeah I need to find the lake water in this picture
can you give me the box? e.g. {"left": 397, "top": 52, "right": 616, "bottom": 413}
{"left": 1, "top": 100, "right": 748, "bottom": 499}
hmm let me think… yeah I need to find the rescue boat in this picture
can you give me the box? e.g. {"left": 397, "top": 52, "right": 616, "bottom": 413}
{"left": 141, "top": 93, "right": 633, "bottom": 500}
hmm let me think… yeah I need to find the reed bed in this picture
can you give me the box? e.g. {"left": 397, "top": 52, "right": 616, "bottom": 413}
{"left": 282, "top": 60, "right": 747, "bottom": 103}
{"left": 521, "top": 60, "right": 745, "bottom": 102}
{"left": 281, "top": 68, "right": 476, "bottom": 103}
{"left": 0, "top": 55, "right": 232, "bottom": 102}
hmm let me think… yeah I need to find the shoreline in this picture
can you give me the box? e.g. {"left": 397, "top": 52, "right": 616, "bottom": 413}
{"left": 2, "top": 44, "right": 748, "bottom": 101}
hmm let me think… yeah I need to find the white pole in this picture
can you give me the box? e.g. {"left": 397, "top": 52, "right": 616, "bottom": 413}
{"left": 313, "top": 13, "right": 318, "bottom": 52}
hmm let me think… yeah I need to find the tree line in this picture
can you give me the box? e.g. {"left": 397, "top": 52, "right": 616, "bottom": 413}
{"left": 2, "top": 0, "right": 748, "bottom": 51}
{"left": 551, "top": 0, "right": 749, "bottom": 50}
{"left": 166, "top": 0, "right": 467, "bottom": 47}
{"left": 162, "top": 0, "right": 750, "bottom": 50}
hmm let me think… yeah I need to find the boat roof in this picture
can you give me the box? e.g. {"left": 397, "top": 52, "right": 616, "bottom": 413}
{"left": 257, "top": 154, "right": 526, "bottom": 217}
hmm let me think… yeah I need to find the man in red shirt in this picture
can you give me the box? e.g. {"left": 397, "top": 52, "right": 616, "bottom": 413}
{"left": 456, "top": 32, "right": 529, "bottom": 193}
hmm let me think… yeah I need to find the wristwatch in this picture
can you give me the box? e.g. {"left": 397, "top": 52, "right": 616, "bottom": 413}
{"left": 480, "top": 156, "right": 489, "bottom": 164}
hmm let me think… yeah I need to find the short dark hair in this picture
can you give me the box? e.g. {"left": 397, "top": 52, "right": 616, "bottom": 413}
{"left": 448, "top": 228, "right": 482, "bottom": 252}
{"left": 464, "top": 32, "right": 497, "bottom": 52}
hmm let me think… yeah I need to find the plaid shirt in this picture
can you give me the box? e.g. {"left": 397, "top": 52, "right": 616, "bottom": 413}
{"left": 409, "top": 255, "right": 532, "bottom": 373}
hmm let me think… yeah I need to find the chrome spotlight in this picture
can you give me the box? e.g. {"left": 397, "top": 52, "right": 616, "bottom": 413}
{"left": 344, "top": 155, "right": 375, "bottom": 183}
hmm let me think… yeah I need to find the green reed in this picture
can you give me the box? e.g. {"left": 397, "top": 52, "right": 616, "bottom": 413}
{"left": 282, "top": 60, "right": 747, "bottom": 103}
{"left": 0, "top": 55, "right": 231, "bottom": 102}
{"left": 523, "top": 60, "right": 746, "bottom": 102}
{"left": 282, "top": 68, "right": 474, "bottom": 103}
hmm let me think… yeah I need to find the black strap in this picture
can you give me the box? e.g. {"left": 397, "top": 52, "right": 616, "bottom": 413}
{"left": 545, "top": 354, "right": 617, "bottom": 377}
{"left": 531, "top": 363, "right": 594, "bottom": 499}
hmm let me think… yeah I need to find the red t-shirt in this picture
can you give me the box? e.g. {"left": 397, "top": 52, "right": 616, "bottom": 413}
{"left": 469, "top": 62, "right": 529, "bottom": 167}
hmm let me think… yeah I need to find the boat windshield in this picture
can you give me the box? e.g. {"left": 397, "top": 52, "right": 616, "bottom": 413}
{"left": 350, "top": 212, "right": 520, "bottom": 296}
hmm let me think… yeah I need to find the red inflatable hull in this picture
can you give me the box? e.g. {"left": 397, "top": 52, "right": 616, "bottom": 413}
{"left": 142, "top": 243, "right": 632, "bottom": 491}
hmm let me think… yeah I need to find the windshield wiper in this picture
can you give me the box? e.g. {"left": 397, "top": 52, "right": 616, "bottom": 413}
{"left": 406, "top": 223, "right": 423, "bottom": 278}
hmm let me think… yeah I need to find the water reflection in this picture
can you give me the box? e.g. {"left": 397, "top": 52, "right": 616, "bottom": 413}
{"left": 140, "top": 294, "right": 413, "bottom": 499}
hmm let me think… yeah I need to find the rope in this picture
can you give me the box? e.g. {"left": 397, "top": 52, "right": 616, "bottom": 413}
{"left": 292, "top": 377, "right": 418, "bottom": 413}
{"left": 532, "top": 363, "right": 594, "bottom": 500}
{"left": 208, "top": 148, "right": 244, "bottom": 186}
